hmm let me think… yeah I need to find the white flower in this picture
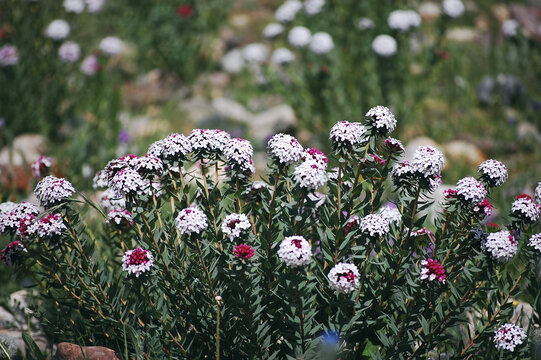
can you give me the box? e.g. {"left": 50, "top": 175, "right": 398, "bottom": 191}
{"left": 528, "top": 233, "right": 541, "bottom": 253}
{"left": 478, "top": 159, "right": 508, "bottom": 187}
{"left": 536, "top": 182, "right": 541, "bottom": 204}
{"left": 303, "top": 148, "right": 328, "bottom": 169}
{"left": 27, "top": 213, "right": 67, "bottom": 238}
{"left": 275, "top": 0, "right": 303, "bottom": 23}
{"left": 328, "top": 263, "right": 360, "bottom": 294}
{"left": 418, "top": 2, "right": 441, "bottom": 20}
{"left": 224, "top": 138, "right": 254, "bottom": 173}
{"left": 0, "top": 241, "right": 27, "bottom": 266}
{"left": 268, "top": 133, "right": 304, "bottom": 165}
{"left": 483, "top": 230, "right": 517, "bottom": 262}
{"left": 365, "top": 105, "right": 396, "bottom": 135}
{"left": 309, "top": 32, "right": 334, "bottom": 54}
{"left": 360, "top": 214, "right": 389, "bottom": 238}
{"left": 288, "top": 26, "right": 312, "bottom": 48}
{"left": 278, "top": 236, "right": 312, "bottom": 268}
{"left": 221, "top": 213, "right": 251, "bottom": 241}
{"left": 329, "top": 121, "right": 367, "bottom": 149}
{"left": 63, "top": 0, "right": 85, "bottom": 13}
{"left": 372, "top": 34, "right": 397, "bottom": 57}
{"left": 358, "top": 18, "right": 374, "bottom": 30}
{"left": 442, "top": 0, "right": 465, "bottom": 18}
{"left": 411, "top": 146, "right": 445, "bottom": 178}
{"left": 100, "top": 188, "right": 126, "bottom": 211}
{"left": 378, "top": 204, "right": 401, "bottom": 225}
{"left": 0, "top": 202, "right": 40, "bottom": 234}
{"left": 31, "top": 156, "right": 53, "bottom": 178}
{"left": 58, "top": 41, "right": 81, "bottom": 63}
{"left": 80, "top": 55, "right": 99, "bottom": 75}
{"left": 502, "top": 19, "right": 519, "bottom": 37}
{"left": 111, "top": 169, "right": 145, "bottom": 198}
{"left": 122, "top": 248, "right": 154, "bottom": 278}
{"left": 383, "top": 137, "right": 404, "bottom": 153}
{"left": 456, "top": 177, "right": 487, "bottom": 204}
{"left": 34, "top": 176, "right": 76, "bottom": 208}
{"left": 0, "top": 202, "right": 18, "bottom": 216}
{"left": 493, "top": 323, "right": 526, "bottom": 352}
{"left": 294, "top": 160, "right": 327, "bottom": 190}
{"left": 511, "top": 195, "right": 541, "bottom": 223}
{"left": 304, "top": 0, "right": 325, "bottom": 15}
{"left": 134, "top": 155, "right": 163, "bottom": 178}
{"left": 0, "top": 45, "right": 19, "bottom": 67}
{"left": 392, "top": 161, "right": 416, "bottom": 184}
{"left": 86, "top": 0, "right": 105, "bottom": 13}
{"left": 263, "top": 23, "right": 284, "bottom": 39}
{"left": 159, "top": 133, "right": 193, "bottom": 161}
{"left": 106, "top": 208, "right": 133, "bottom": 227}
{"left": 176, "top": 207, "right": 208, "bottom": 235}
{"left": 45, "top": 20, "right": 70, "bottom": 40}
{"left": 243, "top": 43, "right": 269, "bottom": 64}
{"left": 99, "top": 36, "right": 124, "bottom": 56}
{"left": 387, "top": 10, "right": 421, "bottom": 32}
{"left": 271, "top": 48, "right": 295, "bottom": 65}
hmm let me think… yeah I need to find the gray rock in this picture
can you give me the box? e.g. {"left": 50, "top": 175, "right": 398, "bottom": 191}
{"left": 0, "top": 134, "right": 47, "bottom": 168}
{"left": 179, "top": 97, "right": 214, "bottom": 125}
{"left": 251, "top": 104, "right": 297, "bottom": 141}
{"left": 212, "top": 98, "right": 252, "bottom": 123}
{"left": 0, "top": 307, "right": 16, "bottom": 329}
{"left": 220, "top": 49, "right": 245, "bottom": 74}
{"left": 518, "top": 121, "right": 541, "bottom": 143}
{"left": 443, "top": 140, "right": 485, "bottom": 166}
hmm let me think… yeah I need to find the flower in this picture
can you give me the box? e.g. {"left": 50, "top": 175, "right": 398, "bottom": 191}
{"left": 176, "top": 207, "right": 208, "bottom": 235}
{"left": 358, "top": 18, "right": 374, "bottom": 30}
{"left": 365, "top": 105, "right": 396, "bottom": 135}
{"left": 344, "top": 216, "right": 360, "bottom": 236}
{"left": 0, "top": 44, "right": 18, "bottom": 67}
{"left": 17, "top": 214, "right": 36, "bottom": 238}
{"left": 111, "top": 169, "right": 145, "bottom": 198}
{"left": 176, "top": 4, "right": 193, "bottom": 18}
{"left": 31, "top": 156, "right": 52, "bottom": 178}
{"left": 275, "top": 0, "right": 303, "bottom": 23}
{"left": 27, "top": 213, "right": 66, "bottom": 238}
{"left": 502, "top": 19, "right": 519, "bottom": 38}
{"left": 99, "top": 36, "right": 124, "bottom": 56}
{"left": 420, "top": 259, "right": 446, "bottom": 283}
{"left": 34, "top": 176, "right": 76, "bottom": 208}
{"left": 378, "top": 204, "right": 401, "bottom": 225}
{"left": 122, "top": 248, "right": 154, "bottom": 277}
{"left": 242, "top": 43, "right": 269, "bottom": 64}
{"left": 474, "top": 199, "right": 493, "bottom": 217}
{"left": 328, "top": 263, "right": 360, "bottom": 294}
{"left": 58, "top": 41, "right": 81, "bottom": 63}
{"left": 303, "top": 148, "right": 328, "bottom": 168}
{"left": 294, "top": 161, "right": 327, "bottom": 190}
{"left": 329, "top": 121, "right": 367, "bottom": 150}
{"left": 45, "top": 20, "right": 70, "bottom": 40}
{"left": 222, "top": 213, "right": 251, "bottom": 241}
{"left": 0, "top": 202, "right": 40, "bottom": 234}
{"left": 387, "top": 10, "right": 421, "bottom": 32}
{"left": 100, "top": 188, "right": 126, "bottom": 211}
{"left": 158, "top": 133, "right": 193, "bottom": 161}
{"left": 134, "top": 155, "right": 163, "bottom": 178}
{"left": 493, "top": 323, "right": 526, "bottom": 352}
{"left": 188, "top": 129, "right": 230, "bottom": 157}
{"left": 224, "top": 138, "right": 254, "bottom": 173}
{"left": 478, "top": 159, "right": 508, "bottom": 187}
{"left": 372, "top": 35, "right": 397, "bottom": 57}
{"left": 80, "top": 55, "right": 100, "bottom": 76}
{"left": 442, "top": 0, "right": 465, "bottom": 18}
{"left": 63, "top": 0, "right": 85, "bottom": 13}
{"left": 511, "top": 194, "right": 541, "bottom": 223}
{"left": 456, "top": 177, "right": 487, "bottom": 204}
{"left": 106, "top": 209, "right": 133, "bottom": 227}
{"left": 277, "top": 236, "right": 312, "bottom": 268}
{"left": 536, "top": 182, "right": 541, "bottom": 204}
{"left": 309, "top": 32, "right": 334, "bottom": 54}
{"left": 271, "top": 48, "right": 295, "bottom": 65}
{"left": 288, "top": 26, "right": 312, "bottom": 48}
{"left": 411, "top": 227, "right": 435, "bottom": 243}
{"left": 528, "top": 233, "right": 541, "bottom": 253}
{"left": 359, "top": 214, "right": 389, "bottom": 239}
{"left": 383, "top": 137, "right": 404, "bottom": 153}
{"left": 263, "top": 23, "right": 284, "bottom": 39}
{"left": 267, "top": 133, "right": 304, "bottom": 166}
{"left": 411, "top": 146, "right": 444, "bottom": 178}
{"left": 483, "top": 230, "right": 517, "bottom": 262}
{"left": 86, "top": 0, "right": 105, "bottom": 13}
{"left": 234, "top": 244, "right": 255, "bottom": 260}
{"left": 0, "top": 241, "right": 27, "bottom": 266}
{"left": 391, "top": 161, "right": 416, "bottom": 186}
{"left": 304, "top": 0, "right": 325, "bottom": 15}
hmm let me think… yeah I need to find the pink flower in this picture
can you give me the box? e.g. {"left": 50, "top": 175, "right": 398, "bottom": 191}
{"left": 234, "top": 244, "right": 255, "bottom": 260}
{"left": 420, "top": 258, "right": 446, "bottom": 283}
{"left": 177, "top": 5, "right": 193, "bottom": 18}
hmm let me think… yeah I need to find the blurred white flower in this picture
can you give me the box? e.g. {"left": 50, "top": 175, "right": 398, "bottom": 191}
{"left": 99, "top": 36, "right": 124, "bottom": 56}
{"left": 288, "top": 26, "right": 311, "bottom": 48}
{"left": 418, "top": 2, "right": 441, "bottom": 20}
{"left": 242, "top": 43, "right": 269, "bottom": 64}
{"left": 372, "top": 34, "right": 397, "bottom": 57}
{"left": 45, "top": 19, "right": 70, "bottom": 40}
{"left": 63, "top": 0, "right": 85, "bottom": 13}
{"left": 86, "top": 0, "right": 105, "bottom": 13}
{"left": 271, "top": 48, "right": 295, "bottom": 65}
{"left": 263, "top": 23, "right": 284, "bottom": 39}
{"left": 275, "top": 0, "right": 303, "bottom": 23}
{"left": 0, "top": 45, "right": 19, "bottom": 67}
{"left": 58, "top": 41, "right": 81, "bottom": 63}
{"left": 502, "top": 19, "right": 519, "bottom": 38}
{"left": 309, "top": 32, "right": 334, "bottom": 54}
{"left": 358, "top": 17, "right": 374, "bottom": 30}
{"left": 387, "top": 10, "right": 421, "bottom": 32}
{"left": 80, "top": 55, "right": 99, "bottom": 75}
{"left": 442, "top": 0, "right": 464, "bottom": 18}
{"left": 304, "top": 0, "right": 324, "bottom": 15}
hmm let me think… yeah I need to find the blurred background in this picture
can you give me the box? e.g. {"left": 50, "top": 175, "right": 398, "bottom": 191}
{"left": 0, "top": 0, "right": 540, "bottom": 294}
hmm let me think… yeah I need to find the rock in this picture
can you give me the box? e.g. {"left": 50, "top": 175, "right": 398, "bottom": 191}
{"left": 0, "top": 331, "right": 21, "bottom": 358}
{"left": 445, "top": 27, "right": 479, "bottom": 42}
{"left": 510, "top": 4, "right": 541, "bottom": 41}
{"left": 122, "top": 70, "right": 186, "bottom": 108}
{"left": 193, "top": 72, "right": 231, "bottom": 98}
{"left": 0, "top": 134, "right": 47, "bottom": 168}
{"left": 251, "top": 104, "right": 297, "bottom": 141}
{"left": 518, "top": 122, "right": 541, "bottom": 143}
{"left": 443, "top": 140, "right": 486, "bottom": 166}
{"left": 212, "top": 98, "right": 252, "bottom": 123}
{"left": 55, "top": 342, "right": 120, "bottom": 360}
{"left": 418, "top": 2, "right": 441, "bottom": 21}
{"left": 179, "top": 97, "right": 214, "bottom": 125}
{"left": 510, "top": 300, "right": 535, "bottom": 329}
{"left": 0, "top": 307, "right": 16, "bottom": 328}
{"left": 220, "top": 49, "right": 245, "bottom": 74}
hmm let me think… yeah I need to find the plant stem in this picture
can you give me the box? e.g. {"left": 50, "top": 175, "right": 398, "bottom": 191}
{"left": 334, "top": 161, "right": 343, "bottom": 263}
{"left": 194, "top": 237, "right": 216, "bottom": 299}
{"left": 294, "top": 270, "right": 306, "bottom": 354}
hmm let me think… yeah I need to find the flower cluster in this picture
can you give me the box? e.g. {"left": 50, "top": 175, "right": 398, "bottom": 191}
{"left": 27, "top": 213, "right": 66, "bottom": 238}
{"left": 278, "top": 236, "right": 312, "bottom": 268}
{"left": 224, "top": 138, "right": 255, "bottom": 174}
{"left": 293, "top": 160, "right": 327, "bottom": 190}
{"left": 234, "top": 244, "right": 255, "bottom": 260}
{"left": 511, "top": 194, "right": 541, "bottom": 224}
{"left": 443, "top": 0, "right": 465, "bottom": 18}
{"left": 411, "top": 146, "right": 445, "bottom": 178}
{"left": 34, "top": 176, "right": 76, "bottom": 208}
{"left": 383, "top": 137, "right": 404, "bottom": 153}
{"left": 359, "top": 214, "right": 389, "bottom": 239}
{"left": 420, "top": 259, "right": 446, "bottom": 283}
{"left": 378, "top": 204, "right": 401, "bottom": 225}
{"left": 387, "top": 10, "right": 421, "bottom": 32}
{"left": 45, "top": 19, "right": 70, "bottom": 40}
{"left": 372, "top": 35, "right": 397, "bottom": 57}
{"left": 267, "top": 133, "right": 304, "bottom": 166}
{"left": 493, "top": 323, "right": 526, "bottom": 352}
{"left": 478, "top": 159, "right": 508, "bottom": 188}
{"left": 309, "top": 32, "right": 334, "bottom": 54}
{"left": 0, "top": 44, "right": 19, "bottom": 67}
{"left": 288, "top": 26, "right": 311, "bottom": 48}
{"left": 221, "top": 213, "right": 251, "bottom": 241}
{"left": 344, "top": 215, "right": 360, "bottom": 236}
{"left": 188, "top": 129, "right": 231, "bottom": 157}
{"left": 122, "top": 248, "right": 154, "bottom": 278}
{"left": 328, "top": 263, "right": 360, "bottom": 294}
{"left": 58, "top": 41, "right": 81, "bottom": 63}
{"left": 474, "top": 198, "right": 493, "bottom": 217}
{"left": 535, "top": 182, "right": 541, "bottom": 204}
{"left": 31, "top": 156, "right": 53, "bottom": 178}
{"left": 528, "top": 233, "right": 541, "bottom": 253}
{"left": 176, "top": 207, "right": 208, "bottom": 235}
{"left": 0, "top": 241, "right": 27, "bottom": 266}
{"left": 455, "top": 177, "right": 487, "bottom": 204}
{"left": 151, "top": 133, "right": 192, "bottom": 162}
{"left": 329, "top": 121, "right": 367, "bottom": 150}
{"left": 483, "top": 230, "right": 517, "bottom": 262}
{"left": 275, "top": 0, "right": 303, "bottom": 23}
{"left": 107, "top": 209, "right": 134, "bottom": 228}
{"left": 100, "top": 188, "right": 126, "bottom": 212}
{"left": 365, "top": 106, "right": 396, "bottom": 135}
{"left": 0, "top": 202, "right": 40, "bottom": 233}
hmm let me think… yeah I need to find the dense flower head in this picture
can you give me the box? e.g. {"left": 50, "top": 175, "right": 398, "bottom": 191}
{"left": 275, "top": 0, "right": 303, "bottom": 23}
{"left": 103, "top": 155, "right": 138, "bottom": 183}
{"left": 106, "top": 209, "right": 133, "bottom": 227}
{"left": 288, "top": 26, "right": 312, "bottom": 48}
{"left": 294, "top": 161, "right": 327, "bottom": 190}
{"left": 100, "top": 188, "right": 126, "bottom": 211}
{"left": 58, "top": 41, "right": 81, "bottom": 63}
{"left": 383, "top": 137, "right": 404, "bottom": 153}
{"left": 0, "top": 202, "right": 40, "bottom": 233}
{"left": 277, "top": 235, "right": 312, "bottom": 268}
{"left": 0, "top": 241, "right": 27, "bottom": 266}
{"left": 502, "top": 19, "right": 519, "bottom": 37}
{"left": 17, "top": 214, "right": 36, "bottom": 238}
{"left": 224, "top": 138, "right": 254, "bottom": 172}
{"left": 511, "top": 194, "right": 541, "bottom": 223}
{"left": 372, "top": 35, "right": 397, "bottom": 57}
{"left": 64, "top": 0, "right": 85, "bottom": 13}
{"left": 303, "top": 148, "right": 328, "bottom": 168}
{"left": 474, "top": 198, "right": 493, "bottom": 217}
{"left": 455, "top": 177, "right": 487, "bottom": 204}
{"left": 484, "top": 230, "right": 517, "bottom": 262}
{"left": 359, "top": 214, "right": 389, "bottom": 238}
{"left": 528, "top": 233, "right": 541, "bottom": 253}
{"left": 31, "top": 156, "right": 53, "bottom": 178}
{"left": 221, "top": 213, "right": 251, "bottom": 241}
{"left": 412, "top": 146, "right": 445, "bottom": 178}
{"left": 0, "top": 44, "right": 19, "bottom": 67}
{"left": 27, "top": 213, "right": 66, "bottom": 238}
{"left": 45, "top": 20, "right": 70, "bottom": 40}
{"left": 309, "top": 32, "right": 334, "bottom": 54}
{"left": 478, "top": 159, "right": 508, "bottom": 187}
{"left": 378, "top": 204, "right": 401, "bottom": 225}
{"left": 444, "top": 189, "right": 458, "bottom": 199}
{"left": 387, "top": 10, "right": 421, "bottom": 32}
{"left": 243, "top": 43, "right": 269, "bottom": 64}
{"left": 0, "top": 202, "right": 18, "bottom": 216}
{"left": 344, "top": 216, "right": 360, "bottom": 236}
{"left": 176, "top": 207, "right": 208, "bottom": 235}
{"left": 34, "top": 176, "right": 76, "bottom": 208}
{"left": 329, "top": 121, "right": 367, "bottom": 149}
{"left": 328, "top": 263, "right": 360, "bottom": 294}
{"left": 304, "top": 0, "right": 324, "bottom": 15}
{"left": 267, "top": 133, "right": 304, "bottom": 165}
{"left": 420, "top": 258, "right": 446, "bottom": 283}
{"left": 358, "top": 18, "right": 375, "bottom": 30}
{"left": 234, "top": 244, "right": 255, "bottom": 260}
{"left": 157, "top": 133, "right": 192, "bottom": 161}
{"left": 493, "top": 323, "right": 526, "bottom": 352}
{"left": 536, "top": 182, "right": 541, "bottom": 204}
{"left": 122, "top": 248, "right": 154, "bottom": 278}
{"left": 86, "top": 0, "right": 105, "bottom": 13}
{"left": 271, "top": 48, "right": 295, "bottom": 65}
{"left": 133, "top": 155, "right": 163, "bottom": 178}
{"left": 365, "top": 105, "right": 396, "bottom": 135}
{"left": 392, "top": 161, "right": 416, "bottom": 185}
{"left": 263, "top": 23, "right": 284, "bottom": 39}
{"left": 111, "top": 168, "right": 145, "bottom": 198}
{"left": 80, "top": 55, "right": 100, "bottom": 76}
{"left": 443, "top": 0, "right": 465, "bottom": 18}
{"left": 99, "top": 36, "right": 124, "bottom": 56}
{"left": 188, "top": 129, "right": 230, "bottom": 156}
